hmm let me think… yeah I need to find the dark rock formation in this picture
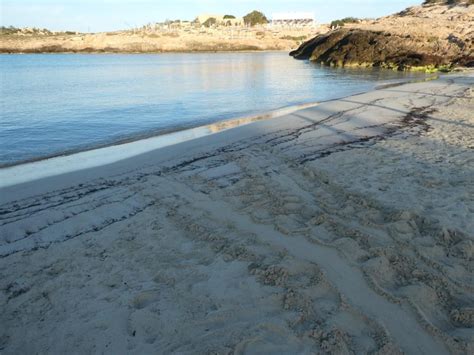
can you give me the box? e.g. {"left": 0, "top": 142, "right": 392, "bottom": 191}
{"left": 290, "top": 28, "right": 473, "bottom": 71}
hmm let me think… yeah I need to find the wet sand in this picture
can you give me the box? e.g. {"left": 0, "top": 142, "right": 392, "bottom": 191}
{"left": 0, "top": 73, "right": 473, "bottom": 354}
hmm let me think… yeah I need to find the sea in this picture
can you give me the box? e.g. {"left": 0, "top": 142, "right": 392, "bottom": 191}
{"left": 0, "top": 52, "right": 429, "bottom": 166}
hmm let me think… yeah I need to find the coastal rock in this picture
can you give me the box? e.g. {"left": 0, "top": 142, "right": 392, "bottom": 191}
{"left": 290, "top": 3, "right": 474, "bottom": 71}
{"left": 291, "top": 28, "right": 472, "bottom": 70}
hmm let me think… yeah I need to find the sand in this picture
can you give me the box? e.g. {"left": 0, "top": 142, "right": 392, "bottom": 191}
{"left": 0, "top": 73, "right": 473, "bottom": 354}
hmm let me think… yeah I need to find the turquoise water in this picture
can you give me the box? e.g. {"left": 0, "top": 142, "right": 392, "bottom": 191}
{"left": 0, "top": 53, "right": 427, "bottom": 166}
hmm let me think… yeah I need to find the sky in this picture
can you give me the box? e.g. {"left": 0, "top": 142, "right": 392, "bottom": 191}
{"left": 1, "top": 0, "right": 421, "bottom": 33}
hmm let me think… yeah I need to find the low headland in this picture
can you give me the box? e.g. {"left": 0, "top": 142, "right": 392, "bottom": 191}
{"left": 0, "top": 11, "right": 321, "bottom": 54}
{"left": 291, "top": 1, "right": 474, "bottom": 72}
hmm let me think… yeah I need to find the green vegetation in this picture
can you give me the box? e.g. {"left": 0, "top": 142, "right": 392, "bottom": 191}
{"left": 379, "top": 62, "right": 454, "bottom": 73}
{"left": 223, "top": 15, "right": 236, "bottom": 19}
{"left": 0, "top": 26, "right": 19, "bottom": 35}
{"left": 203, "top": 17, "right": 217, "bottom": 28}
{"left": 329, "top": 17, "right": 360, "bottom": 28}
{"left": 409, "top": 64, "right": 453, "bottom": 73}
{"left": 0, "top": 26, "right": 52, "bottom": 35}
{"left": 0, "top": 26, "right": 82, "bottom": 36}
{"left": 243, "top": 10, "right": 269, "bottom": 26}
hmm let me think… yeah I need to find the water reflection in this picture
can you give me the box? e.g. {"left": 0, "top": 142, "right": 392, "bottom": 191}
{"left": 0, "top": 53, "right": 429, "bottom": 165}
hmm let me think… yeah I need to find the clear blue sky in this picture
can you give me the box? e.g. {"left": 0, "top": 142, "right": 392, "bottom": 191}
{"left": 1, "top": 0, "right": 421, "bottom": 32}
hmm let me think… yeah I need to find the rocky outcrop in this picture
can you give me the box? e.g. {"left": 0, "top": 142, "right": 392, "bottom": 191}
{"left": 290, "top": 28, "right": 473, "bottom": 70}
{"left": 290, "top": 3, "right": 474, "bottom": 71}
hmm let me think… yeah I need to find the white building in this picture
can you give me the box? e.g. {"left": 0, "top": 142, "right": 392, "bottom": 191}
{"left": 271, "top": 12, "right": 315, "bottom": 27}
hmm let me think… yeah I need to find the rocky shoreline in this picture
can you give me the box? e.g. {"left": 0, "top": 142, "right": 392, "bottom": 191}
{"left": 291, "top": 2, "right": 474, "bottom": 71}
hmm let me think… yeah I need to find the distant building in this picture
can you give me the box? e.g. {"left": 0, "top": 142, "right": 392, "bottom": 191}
{"left": 196, "top": 14, "right": 244, "bottom": 27}
{"left": 271, "top": 12, "right": 315, "bottom": 27}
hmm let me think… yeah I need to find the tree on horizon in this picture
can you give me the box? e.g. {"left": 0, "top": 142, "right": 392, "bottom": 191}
{"left": 203, "top": 17, "right": 217, "bottom": 28}
{"left": 243, "top": 11, "right": 268, "bottom": 26}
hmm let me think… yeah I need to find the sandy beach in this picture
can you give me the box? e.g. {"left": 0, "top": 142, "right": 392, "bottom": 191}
{"left": 0, "top": 74, "right": 473, "bottom": 354}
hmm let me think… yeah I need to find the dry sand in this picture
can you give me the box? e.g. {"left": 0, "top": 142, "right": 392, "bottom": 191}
{"left": 0, "top": 74, "right": 473, "bottom": 354}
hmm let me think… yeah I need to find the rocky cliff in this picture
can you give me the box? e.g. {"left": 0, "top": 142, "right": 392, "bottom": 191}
{"left": 291, "top": 2, "right": 473, "bottom": 71}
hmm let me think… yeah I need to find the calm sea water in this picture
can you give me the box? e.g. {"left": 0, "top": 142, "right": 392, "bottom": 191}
{"left": 0, "top": 53, "right": 428, "bottom": 166}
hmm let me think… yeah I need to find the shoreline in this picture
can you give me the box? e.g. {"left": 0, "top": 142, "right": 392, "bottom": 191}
{"left": 1, "top": 74, "right": 472, "bottom": 354}
{"left": 0, "top": 73, "right": 438, "bottom": 175}
{"left": 2, "top": 49, "right": 471, "bottom": 73}
{"left": 0, "top": 101, "right": 323, "bottom": 188}
{"left": 0, "top": 101, "right": 320, "bottom": 171}
{"left": 0, "top": 49, "right": 291, "bottom": 55}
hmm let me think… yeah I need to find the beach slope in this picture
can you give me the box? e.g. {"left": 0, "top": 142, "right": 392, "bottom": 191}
{"left": 0, "top": 74, "right": 473, "bottom": 353}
